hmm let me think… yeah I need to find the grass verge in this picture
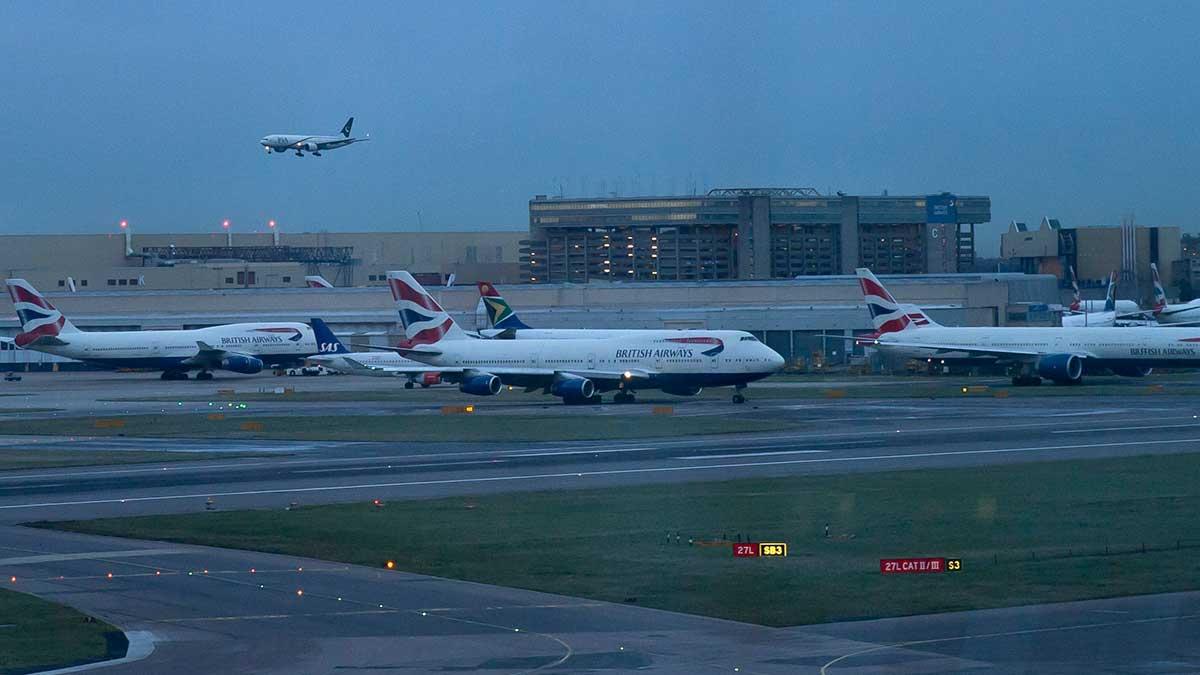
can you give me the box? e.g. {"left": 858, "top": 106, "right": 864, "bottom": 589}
{"left": 0, "top": 449, "right": 271, "bottom": 472}
{"left": 40, "top": 452, "right": 1200, "bottom": 626}
{"left": 0, "top": 588, "right": 122, "bottom": 675}
{"left": 0, "top": 413, "right": 797, "bottom": 443}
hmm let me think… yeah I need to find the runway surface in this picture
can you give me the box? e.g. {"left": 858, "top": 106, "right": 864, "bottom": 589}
{"left": 3, "top": 371, "right": 1200, "bottom": 672}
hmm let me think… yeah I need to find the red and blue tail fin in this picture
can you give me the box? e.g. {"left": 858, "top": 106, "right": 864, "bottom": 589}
{"left": 1151, "top": 263, "right": 1167, "bottom": 314}
{"left": 855, "top": 268, "right": 938, "bottom": 334}
{"left": 386, "top": 271, "right": 466, "bottom": 345}
{"left": 1068, "top": 266, "right": 1081, "bottom": 312}
{"left": 477, "top": 281, "right": 531, "bottom": 330}
{"left": 6, "top": 279, "right": 79, "bottom": 348}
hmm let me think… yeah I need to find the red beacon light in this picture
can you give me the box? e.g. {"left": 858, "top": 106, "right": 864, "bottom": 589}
{"left": 119, "top": 220, "right": 128, "bottom": 229}
{"left": 268, "top": 220, "right": 276, "bottom": 228}
{"left": 222, "top": 219, "right": 231, "bottom": 229}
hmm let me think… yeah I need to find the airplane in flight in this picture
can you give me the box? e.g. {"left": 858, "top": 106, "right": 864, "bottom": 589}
{"left": 6, "top": 279, "right": 324, "bottom": 380}
{"left": 260, "top": 117, "right": 367, "bottom": 157}
{"left": 1151, "top": 262, "right": 1200, "bottom": 326}
{"left": 851, "top": 268, "right": 1200, "bottom": 386}
{"left": 304, "top": 318, "right": 442, "bottom": 389}
{"left": 371, "top": 271, "right": 784, "bottom": 404}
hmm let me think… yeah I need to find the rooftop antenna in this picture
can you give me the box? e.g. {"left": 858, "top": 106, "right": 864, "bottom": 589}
{"left": 416, "top": 210, "right": 424, "bottom": 231}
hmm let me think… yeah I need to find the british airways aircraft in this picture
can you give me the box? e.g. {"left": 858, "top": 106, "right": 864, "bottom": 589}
{"left": 852, "top": 268, "right": 1200, "bottom": 386}
{"left": 260, "top": 117, "right": 368, "bottom": 157}
{"left": 372, "top": 272, "right": 784, "bottom": 404}
{"left": 1151, "top": 262, "right": 1200, "bottom": 326}
{"left": 6, "top": 279, "right": 323, "bottom": 380}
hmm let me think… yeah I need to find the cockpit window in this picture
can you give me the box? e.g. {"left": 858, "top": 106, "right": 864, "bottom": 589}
{"left": 740, "top": 336, "right": 759, "bottom": 342}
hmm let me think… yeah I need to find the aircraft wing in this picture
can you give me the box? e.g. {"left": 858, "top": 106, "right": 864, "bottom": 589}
{"left": 351, "top": 343, "right": 443, "bottom": 358}
{"left": 337, "top": 357, "right": 437, "bottom": 377}
{"left": 828, "top": 334, "right": 1045, "bottom": 360}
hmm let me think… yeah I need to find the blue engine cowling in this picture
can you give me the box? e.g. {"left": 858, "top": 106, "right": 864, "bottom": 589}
{"left": 219, "top": 355, "right": 264, "bottom": 374}
{"left": 1036, "top": 353, "right": 1083, "bottom": 383}
{"left": 1110, "top": 364, "right": 1152, "bottom": 377}
{"left": 460, "top": 374, "right": 502, "bottom": 396}
{"left": 550, "top": 376, "right": 595, "bottom": 403}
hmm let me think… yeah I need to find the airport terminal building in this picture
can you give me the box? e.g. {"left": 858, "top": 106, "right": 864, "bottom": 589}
{"left": 523, "top": 189, "right": 990, "bottom": 283}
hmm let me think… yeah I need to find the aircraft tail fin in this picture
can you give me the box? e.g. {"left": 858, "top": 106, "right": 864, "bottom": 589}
{"left": 6, "top": 279, "right": 80, "bottom": 348}
{"left": 340, "top": 117, "right": 354, "bottom": 138}
{"left": 309, "top": 318, "right": 350, "bottom": 354}
{"left": 1068, "top": 266, "right": 1081, "bottom": 312}
{"left": 1151, "top": 262, "right": 1167, "bottom": 313}
{"left": 477, "top": 281, "right": 531, "bottom": 330}
{"left": 386, "top": 271, "right": 467, "bottom": 344}
{"left": 1103, "top": 271, "right": 1117, "bottom": 313}
{"left": 305, "top": 275, "right": 334, "bottom": 288}
{"left": 855, "top": 268, "right": 939, "bottom": 334}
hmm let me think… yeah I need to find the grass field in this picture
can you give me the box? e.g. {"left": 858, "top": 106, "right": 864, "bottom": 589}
{"left": 0, "top": 449, "right": 269, "bottom": 472}
{"left": 0, "top": 588, "right": 121, "bottom": 675}
{"left": 43, "top": 452, "right": 1200, "bottom": 626}
{"left": 0, "top": 413, "right": 797, "bottom": 443}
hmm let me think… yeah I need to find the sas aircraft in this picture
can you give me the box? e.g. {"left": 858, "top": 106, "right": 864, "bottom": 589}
{"left": 853, "top": 268, "right": 1200, "bottom": 386}
{"left": 305, "top": 318, "right": 442, "bottom": 388}
{"left": 6, "top": 278, "right": 323, "bottom": 380}
{"left": 375, "top": 272, "right": 783, "bottom": 404}
{"left": 260, "top": 117, "right": 368, "bottom": 157}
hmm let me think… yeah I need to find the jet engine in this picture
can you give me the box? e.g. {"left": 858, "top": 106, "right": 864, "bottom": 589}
{"left": 550, "top": 375, "right": 595, "bottom": 404}
{"left": 302, "top": 142, "right": 319, "bottom": 153}
{"left": 421, "top": 372, "right": 442, "bottom": 386}
{"left": 219, "top": 354, "right": 264, "bottom": 374}
{"left": 1036, "top": 353, "right": 1083, "bottom": 383}
{"left": 459, "top": 373, "right": 501, "bottom": 396}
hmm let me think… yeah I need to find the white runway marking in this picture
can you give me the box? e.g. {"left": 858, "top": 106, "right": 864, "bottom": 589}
{"left": 1053, "top": 423, "right": 1200, "bottom": 435}
{"left": 3, "top": 437, "right": 1199, "bottom": 511}
{"left": 292, "top": 460, "right": 506, "bottom": 474}
{"left": 678, "top": 450, "right": 830, "bottom": 460}
{"left": 0, "top": 548, "right": 183, "bottom": 565}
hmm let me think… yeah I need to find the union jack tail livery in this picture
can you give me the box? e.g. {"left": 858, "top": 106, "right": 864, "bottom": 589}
{"left": 855, "top": 268, "right": 939, "bottom": 334}
{"left": 305, "top": 275, "right": 334, "bottom": 289}
{"left": 387, "top": 271, "right": 467, "bottom": 345}
{"left": 1068, "top": 266, "right": 1081, "bottom": 312}
{"left": 1151, "top": 263, "right": 1167, "bottom": 314}
{"left": 6, "top": 279, "right": 80, "bottom": 348}
{"left": 477, "top": 281, "right": 531, "bottom": 330}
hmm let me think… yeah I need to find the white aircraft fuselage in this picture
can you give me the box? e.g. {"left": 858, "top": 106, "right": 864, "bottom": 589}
{"left": 34, "top": 323, "right": 318, "bottom": 373}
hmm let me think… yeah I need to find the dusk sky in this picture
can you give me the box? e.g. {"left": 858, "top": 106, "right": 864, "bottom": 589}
{"left": 1, "top": 1, "right": 1197, "bottom": 255}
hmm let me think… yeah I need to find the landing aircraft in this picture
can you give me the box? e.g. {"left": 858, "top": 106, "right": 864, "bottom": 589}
{"left": 372, "top": 272, "right": 784, "bottom": 404}
{"left": 1151, "top": 263, "right": 1200, "bottom": 326}
{"left": 6, "top": 279, "right": 322, "bottom": 380}
{"left": 260, "top": 117, "right": 368, "bottom": 157}
{"left": 852, "top": 268, "right": 1200, "bottom": 386}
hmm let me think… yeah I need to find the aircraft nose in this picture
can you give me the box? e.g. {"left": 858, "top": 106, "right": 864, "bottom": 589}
{"left": 769, "top": 349, "right": 785, "bottom": 370}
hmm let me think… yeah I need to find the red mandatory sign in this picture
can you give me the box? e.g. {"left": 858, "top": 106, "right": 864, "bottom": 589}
{"left": 733, "top": 543, "right": 760, "bottom": 558}
{"left": 879, "top": 557, "right": 945, "bottom": 574}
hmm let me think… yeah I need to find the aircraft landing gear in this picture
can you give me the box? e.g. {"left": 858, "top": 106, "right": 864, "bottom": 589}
{"left": 196, "top": 371, "right": 214, "bottom": 381}
{"left": 404, "top": 381, "right": 415, "bottom": 390}
{"left": 312, "top": 151, "right": 322, "bottom": 157}
{"left": 614, "top": 391, "right": 636, "bottom": 404}
{"left": 732, "top": 383, "right": 747, "bottom": 404}
{"left": 294, "top": 151, "right": 304, "bottom": 157}
{"left": 161, "top": 370, "right": 189, "bottom": 381}
{"left": 1011, "top": 374, "right": 1042, "bottom": 386}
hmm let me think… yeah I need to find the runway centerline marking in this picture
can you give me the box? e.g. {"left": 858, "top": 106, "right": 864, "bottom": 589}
{"left": 4, "top": 437, "right": 1199, "bottom": 511}
{"left": 678, "top": 450, "right": 830, "bottom": 460}
{"left": 1053, "top": 423, "right": 1200, "bottom": 435}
